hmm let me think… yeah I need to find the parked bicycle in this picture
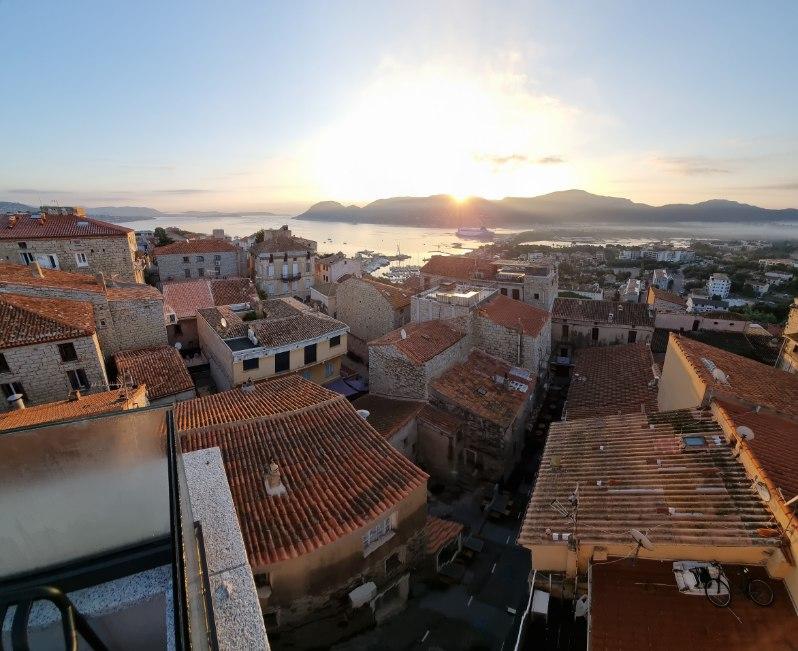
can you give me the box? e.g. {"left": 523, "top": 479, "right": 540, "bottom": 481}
{"left": 700, "top": 562, "right": 774, "bottom": 607}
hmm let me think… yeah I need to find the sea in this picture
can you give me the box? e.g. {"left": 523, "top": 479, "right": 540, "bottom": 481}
{"left": 120, "top": 213, "right": 798, "bottom": 270}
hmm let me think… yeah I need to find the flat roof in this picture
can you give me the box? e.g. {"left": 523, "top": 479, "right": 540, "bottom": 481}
{"left": 590, "top": 558, "right": 798, "bottom": 651}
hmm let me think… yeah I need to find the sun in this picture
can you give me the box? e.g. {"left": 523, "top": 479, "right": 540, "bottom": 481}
{"left": 450, "top": 193, "right": 470, "bottom": 204}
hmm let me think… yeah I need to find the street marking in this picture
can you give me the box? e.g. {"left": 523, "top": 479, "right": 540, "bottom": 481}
{"left": 467, "top": 595, "right": 474, "bottom": 607}
{"left": 506, "top": 534, "right": 511, "bottom": 544}
{"left": 491, "top": 562, "right": 497, "bottom": 574}
{"left": 421, "top": 630, "right": 430, "bottom": 643}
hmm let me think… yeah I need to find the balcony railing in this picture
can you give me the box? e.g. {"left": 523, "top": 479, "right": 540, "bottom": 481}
{"left": 0, "top": 408, "right": 217, "bottom": 650}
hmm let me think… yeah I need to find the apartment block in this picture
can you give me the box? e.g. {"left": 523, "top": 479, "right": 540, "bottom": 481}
{"left": 197, "top": 298, "right": 348, "bottom": 390}
{"left": 154, "top": 238, "right": 245, "bottom": 281}
{"left": 706, "top": 272, "right": 731, "bottom": 299}
{"left": 0, "top": 294, "right": 108, "bottom": 410}
{"left": 250, "top": 226, "right": 317, "bottom": 299}
{"left": 0, "top": 208, "right": 143, "bottom": 282}
{"left": 315, "top": 251, "right": 361, "bottom": 283}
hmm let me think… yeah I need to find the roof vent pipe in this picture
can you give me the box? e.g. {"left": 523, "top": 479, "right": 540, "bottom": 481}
{"left": 265, "top": 462, "right": 287, "bottom": 496}
{"left": 30, "top": 261, "right": 44, "bottom": 278}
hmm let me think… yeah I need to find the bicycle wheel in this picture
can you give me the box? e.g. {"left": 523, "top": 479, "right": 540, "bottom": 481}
{"left": 705, "top": 577, "right": 731, "bottom": 607}
{"left": 747, "top": 579, "right": 774, "bottom": 606}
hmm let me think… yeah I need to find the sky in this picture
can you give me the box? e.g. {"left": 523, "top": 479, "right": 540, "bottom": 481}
{"left": 1, "top": 0, "right": 797, "bottom": 213}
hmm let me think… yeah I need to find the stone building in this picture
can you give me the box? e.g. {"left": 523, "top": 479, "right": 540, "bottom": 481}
{"left": 162, "top": 277, "right": 258, "bottom": 352}
{"left": 0, "top": 262, "right": 168, "bottom": 359}
{"left": 646, "top": 286, "right": 687, "bottom": 313}
{"left": 177, "top": 375, "right": 428, "bottom": 644}
{"left": 551, "top": 297, "right": 655, "bottom": 363}
{"left": 351, "top": 394, "right": 425, "bottom": 459}
{"left": 113, "top": 346, "right": 196, "bottom": 406}
{"left": 250, "top": 226, "right": 317, "bottom": 299}
{"left": 0, "top": 294, "right": 108, "bottom": 410}
{"left": 472, "top": 294, "right": 551, "bottom": 377}
{"left": 309, "top": 281, "right": 339, "bottom": 317}
{"left": 154, "top": 238, "right": 245, "bottom": 281}
{"left": 336, "top": 276, "right": 413, "bottom": 362}
{"left": 411, "top": 283, "right": 497, "bottom": 323}
{"left": 315, "top": 252, "right": 361, "bottom": 284}
{"left": 369, "top": 320, "right": 469, "bottom": 401}
{"left": 197, "top": 298, "right": 348, "bottom": 390}
{"left": 429, "top": 349, "right": 533, "bottom": 484}
{"left": 420, "top": 255, "right": 558, "bottom": 312}
{"left": 0, "top": 208, "right": 143, "bottom": 282}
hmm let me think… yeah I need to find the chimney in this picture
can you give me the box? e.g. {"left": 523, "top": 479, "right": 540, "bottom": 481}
{"left": 30, "top": 261, "right": 44, "bottom": 278}
{"left": 6, "top": 393, "right": 25, "bottom": 410}
{"left": 95, "top": 272, "right": 106, "bottom": 291}
{"left": 69, "top": 390, "right": 81, "bottom": 402}
{"left": 241, "top": 378, "right": 255, "bottom": 394}
{"left": 265, "top": 462, "right": 286, "bottom": 496}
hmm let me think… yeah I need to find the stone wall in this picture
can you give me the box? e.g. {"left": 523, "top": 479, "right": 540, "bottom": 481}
{"left": 0, "top": 233, "right": 141, "bottom": 282}
{"left": 253, "top": 252, "right": 315, "bottom": 299}
{"left": 552, "top": 319, "right": 654, "bottom": 351}
{"left": 0, "top": 334, "right": 108, "bottom": 410}
{"left": 156, "top": 250, "right": 243, "bottom": 282}
{"left": 0, "top": 282, "right": 167, "bottom": 359}
{"left": 472, "top": 315, "right": 552, "bottom": 377}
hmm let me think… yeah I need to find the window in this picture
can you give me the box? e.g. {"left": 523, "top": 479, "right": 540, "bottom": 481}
{"left": 591, "top": 327, "right": 599, "bottom": 341}
{"left": 562, "top": 324, "right": 569, "bottom": 339}
{"left": 184, "top": 269, "right": 191, "bottom": 278}
{"left": 263, "top": 610, "right": 279, "bottom": 630}
{"left": 275, "top": 350, "right": 290, "bottom": 372}
{"left": 38, "top": 254, "right": 59, "bottom": 269}
{"left": 19, "top": 252, "right": 35, "bottom": 265}
{"left": 0, "top": 353, "right": 9, "bottom": 374}
{"left": 305, "top": 262, "right": 311, "bottom": 272}
{"left": 66, "top": 369, "right": 90, "bottom": 391}
{"left": 362, "top": 516, "right": 393, "bottom": 551}
{"left": 512, "top": 288, "right": 520, "bottom": 300}
{"left": 560, "top": 347, "right": 568, "bottom": 357}
{"left": 173, "top": 323, "right": 183, "bottom": 336}
{"left": 268, "top": 264, "right": 274, "bottom": 278}
{"left": 324, "top": 361, "right": 334, "bottom": 377}
{"left": 196, "top": 255, "right": 205, "bottom": 262}
{"left": 197, "top": 267, "right": 205, "bottom": 277}
{"left": 302, "top": 370, "right": 312, "bottom": 380}
{"left": 214, "top": 254, "right": 221, "bottom": 261}
{"left": 243, "top": 357, "right": 259, "bottom": 371}
{"left": 1, "top": 382, "right": 25, "bottom": 400}
{"left": 627, "top": 330, "right": 637, "bottom": 343}
{"left": 304, "top": 343, "right": 317, "bottom": 364}
{"left": 214, "top": 258, "right": 221, "bottom": 267}
{"left": 58, "top": 342, "right": 78, "bottom": 362}
{"left": 329, "top": 335, "right": 341, "bottom": 348}
{"left": 385, "top": 551, "right": 402, "bottom": 574}
{"left": 683, "top": 435, "right": 706, "bottom": 448}
{"left": 17, "top": 242, "right": 27, "bottom": 249}
{"left": 74, "top": 252, "right": 89, "bottom": 267}
{"left": 182, "top": 256, "right": 190, "bottom": 263}
{"left": 500, "top": 288, "right": 507, "bottom": 296}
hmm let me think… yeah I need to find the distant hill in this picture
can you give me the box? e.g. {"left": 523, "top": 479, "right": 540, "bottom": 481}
{"left": 87, "top": 206, "right": 164, "bottom": 219}
{"left": 296, "top": 190, "right": 798, "bottom": 227}
{"left": 0, "top": 201, "right": 35, "bottom": 213}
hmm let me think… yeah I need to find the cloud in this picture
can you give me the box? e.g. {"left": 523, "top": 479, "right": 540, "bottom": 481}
{"left": 7, "top": 188, "right": 72, "bottom": 195}
{"left": 538, "top": 155, "right": 565, "bottom": 164}
{"left": 743, "top": 181, "right": 798, "bottom": 191}
{"left": 473, "top": 153, "right": 566, "bottom": 168}
{"left": 150, "top": 188, "right": 211, "bottom": 195}
{"left": 656, "top": 156, "right": 732, "bottom": 176}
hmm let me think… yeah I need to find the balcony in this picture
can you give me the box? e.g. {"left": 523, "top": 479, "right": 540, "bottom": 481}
{"left": 0, "top": 408, "right": 267, "bottom": 650}
{"left": 279, "top": 272, "right": 302, "bottom": 282}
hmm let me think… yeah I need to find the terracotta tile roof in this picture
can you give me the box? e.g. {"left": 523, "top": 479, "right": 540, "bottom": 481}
{"left": 114, "top": 346, "right": 194, "bottom": 400}
{"left": 420, "top": 255, "right": 496, "bottom": 281}
{"left": 648, "top": 287, "right": 687, "bottom": 307}
{"left": 0, "top": 386, "right": 147, "bottom": 432}
{"left": 369, "top": 320, "right": 465, "bottom": 365}
{"left": 0, "top": 213, "right": 132, "bottom": 239}
{"left": 197, "top": 305, "right": 249, "bottom": 338}
{"left": 361, "top": 277, "right": 413, "bottom": 309}
{"left": 352, "top": 395, "right": 424, "bottom": 439}
{"left": 250, "top": 235, "right": 316, "bottom": 254}
{"left": 700, "top": 310, "right": 749, "bottom": 320}
{"left": 553, "top": 298, "right": 655, "bottom": 328}
{"left": 0, "top": 293, "right": 95, "bottom": 348}
{"left": 671, "top": 334, "right": 798, "bottom": 418}
{"left": 163, "top": 279, "right": 214, "bottom": 319}
{"left": 209, "top": 277, "right": 257, "bottom": 307}
{"left": 0, "top": 262, "right": 163, "bottom": 302}
{"left": 174, "top": 374, "right": 336, "bottom": 430}
{"left": 154, "top": 238, "right": 239, "bottom": 255}
{"left": 476, "top": 294, "right": 550, "bottom": 336}
{"left": 418, "top": 404, "right": 463, "bottom": 434}
{"left": 178, "top": 375, "right": 428, "bottom": 566}
{"left": 715, "top": 401, "right": 798, "bottom": 502}
{"left": 518, "top": 409, "right": 780, "bottom": 550}
{"left": 566, "top": 344, "right": 659, "bottom": 420}
{"left": 163, "top": 278, "right": 256, "bottom": 320}
{"left": 590, "top": 559, "right": 798, "bottom": 651}
{"left": 0, "top": 262, "right": 104, "bottom": 293}
{"left": 425, "top": 515, "right": 463, "bottom": 555}
{"left": 431, "top": 349, "right": 532, "bottom": 428}
{"left": 310, "top": 281, "right": 337, "bottom": 297}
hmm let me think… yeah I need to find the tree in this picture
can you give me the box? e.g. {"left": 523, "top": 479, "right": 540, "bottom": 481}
{"left": 154, "top": 227, "right": 173, "bottom": 246}
{"left": 254, "top": 229, "right": 266, "bottom": 243}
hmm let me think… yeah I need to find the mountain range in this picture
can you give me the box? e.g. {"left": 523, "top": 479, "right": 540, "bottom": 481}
{"left": 295, "top": 190, "right": 798, "bottom": 227}
{"left": 0, "top": 203, "right": 276, "bottom": 222}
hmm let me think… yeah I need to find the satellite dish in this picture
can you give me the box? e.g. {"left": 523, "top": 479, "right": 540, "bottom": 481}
{"left": 356, "top": 409, "right": 370, "bottom": 420}
{"left": 737, "top": 425, "right": 755, "bottom": 441}
{"left": 574, "top": 595, "right": 589, "bottom": 618}
{"left": 711, "top": 367, "right": 729, "bottom": 384}
{"left": 174, "top": 341, "right": 182, "bottom": 350}
{"left": 753, "top": 480, "right": 771, "bottom": 502}
{"left": 400, "top": 328, "right": 407, "bottom": 340}
{"left": 629, "top": 529, "right": 655, "bottom": 551}
{"left": 220, "top": 317, "right": 228, "bottom": 328}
